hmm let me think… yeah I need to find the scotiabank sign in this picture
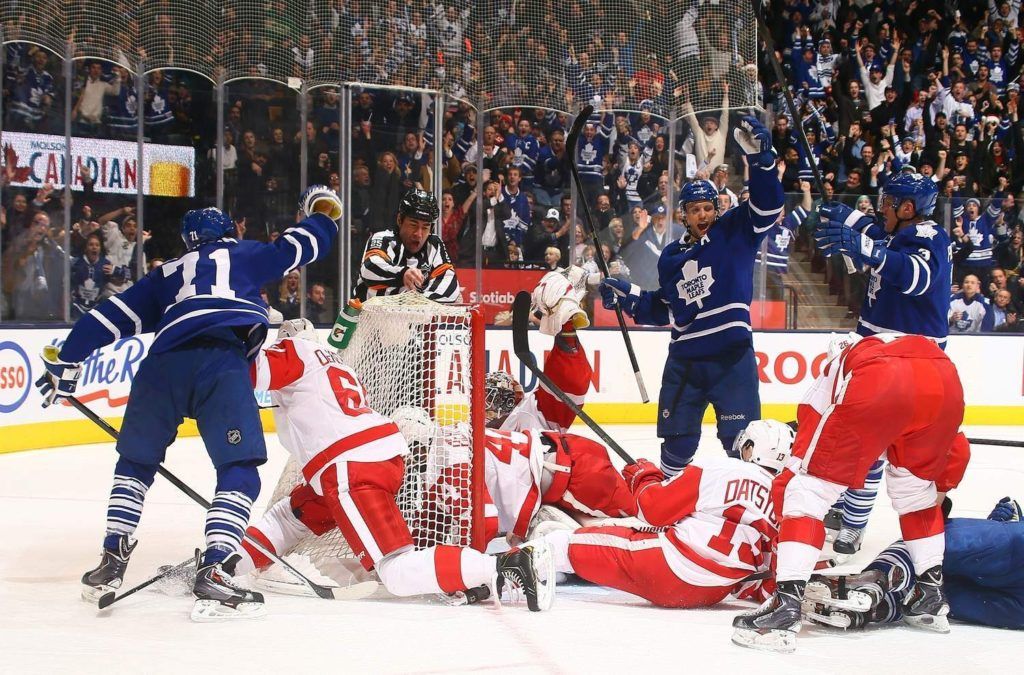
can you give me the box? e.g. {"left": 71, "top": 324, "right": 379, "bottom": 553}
{"left": 455, "top": 268, "right": 547, "bottom": 323}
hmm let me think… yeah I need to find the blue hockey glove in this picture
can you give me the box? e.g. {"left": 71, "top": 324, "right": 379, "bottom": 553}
{"left": 819, "top": 201, "right": 874, "bottom": 232}
{"left": 814, "top": 221, "right": 886, "bottom": 269}
{"left": 733, "top": 115, "right": 776, "bottom": 168}
{"left": 599, "top": 278, "right": 641, "bottom": 316}
{"left": 35, "top": 345, "right": 82, "bottom": 409}
{"left": 988, "top": 497, "right": 1023, "bottom": 522}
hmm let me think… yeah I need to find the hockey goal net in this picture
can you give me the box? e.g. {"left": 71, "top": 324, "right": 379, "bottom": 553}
{"left": 262, "top": 294, "right": 486, "bottom": 586}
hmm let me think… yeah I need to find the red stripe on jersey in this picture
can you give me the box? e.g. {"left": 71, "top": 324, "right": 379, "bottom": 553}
{"left": 434, "top": 545, "right": 467, "bottom": 593}
{"left": 899, "top": 506, "right": 945, "bottom": 541}
{"left": 302, "top": 422, "right": 402, "bottom": 482}
{"left": 778, "top": 516, "right": 826, "bottom": 548}
{"left": 512, "top": 483, "right": 541, "bottom": 540}
{"left": 665, "top": 530, "right": 751, "bottom": 580}
{"left": 263, "top": 340, "right": 306, "bottom": 391}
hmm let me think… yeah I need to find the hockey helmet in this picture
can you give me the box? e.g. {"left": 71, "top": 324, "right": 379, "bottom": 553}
{"left": 734, "top": 419, "right": 796, "bottom": 474}
{"left": 180, "top": 207, "right": 235, "bottom": 251}
{"left": 277, "top": 318, "right": 319, "bottom": 342}
{"left": 680, "top": 180, "right": 720, "bottom": 211}
{"left": 881, "top": 172, "right": 938, "bottom": 217}
{"left": 484, "top": 371, "right": 523, "bottom": 422}
{"left": 398, "top": 188, "right": 440, "bottom": 223}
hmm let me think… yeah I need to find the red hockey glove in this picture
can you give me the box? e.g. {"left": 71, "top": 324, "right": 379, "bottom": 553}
{"left": 622, "top": 459, "right": 664, "bottom": 494}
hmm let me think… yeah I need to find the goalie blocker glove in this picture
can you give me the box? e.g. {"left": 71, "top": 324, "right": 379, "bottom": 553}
{"left": 35, "top": 344, "right": 82, "bottom": 408}
{"left": 598, "top": 278, "right": 642, "bottom": 316}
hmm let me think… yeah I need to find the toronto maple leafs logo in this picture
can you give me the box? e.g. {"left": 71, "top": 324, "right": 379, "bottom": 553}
{"left": 774, "top": 229, "right": 792, "bottom": 250}
{"left": 867, "top": 268, "right": 882, "bottom": 305}
{"left": 580, "top": 143, "right": 597, "bottom": 163}
{"left": 676, "top": 259, "right": 715, "bottom": 308}
{"left": 915, "top": 224, "right": 938, "bottom": 240}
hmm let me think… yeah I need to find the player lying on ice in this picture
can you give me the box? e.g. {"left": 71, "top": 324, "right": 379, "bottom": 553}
{"left": 534, "top": 419, "right": 794, "bottom": 608}
{"left": 38, "top": 186, "right": 341, "bottom": 621}
{"left": 731, "top": 331, "right": 966, "bottom": 653}
{"left": 236, "top": 319, "right": 555, "bottom": 611}
{"left": 804, "top": 495, "right": 1024, "bottom": 632}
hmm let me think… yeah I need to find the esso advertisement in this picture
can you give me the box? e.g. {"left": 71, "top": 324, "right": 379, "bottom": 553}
{"left": 0, "top": 341, "right": 32, "bottom": 414}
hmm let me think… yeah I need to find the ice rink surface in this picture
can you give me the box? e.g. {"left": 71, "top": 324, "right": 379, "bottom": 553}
{"left": 2, "top": 424, "right": 1023, "bottom": 674}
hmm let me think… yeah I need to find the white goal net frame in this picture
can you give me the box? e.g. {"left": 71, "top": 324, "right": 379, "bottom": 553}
{"left": 264, "top": 294, "right": 487, "bottom": 585}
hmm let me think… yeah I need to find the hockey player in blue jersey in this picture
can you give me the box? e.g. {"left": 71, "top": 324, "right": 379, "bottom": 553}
{"left": 806, "top": 497, "right": 1024, "bottom": 632}
{"left": 815, "top": 173, "right": 953, "bottom": 556}
{"left": 599, "top": 115, "right": 784, "bottom": 476}
{"left": 34, "top": 186, "right": 341, "bottom": 621}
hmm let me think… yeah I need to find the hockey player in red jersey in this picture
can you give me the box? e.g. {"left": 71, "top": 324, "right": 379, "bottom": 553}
{"left": 233, "top": 320, "right": 554, "bottom": 611}
{"left": 537, "top": 419, "right": 796, "bottom": 608}
{"left": 732, "top": 333, "right": 966, "bottom": 653}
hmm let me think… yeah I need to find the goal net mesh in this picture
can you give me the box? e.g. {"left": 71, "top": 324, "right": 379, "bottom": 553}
{"left": 12, "top": 0, "right": 757, "bottom": 114}
{"left": 265, "top": 294, "right": 482, "bottom": 582}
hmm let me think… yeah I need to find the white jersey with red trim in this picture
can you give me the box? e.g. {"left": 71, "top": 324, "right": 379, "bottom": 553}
{"left": 251, "top": 337, "right": 405, "bottom": 482}
{"left": 635, "top": 456, "right": 778, "bottom": 588}
{"left": 481, "top": 428, "right": 547, "bottom": 540}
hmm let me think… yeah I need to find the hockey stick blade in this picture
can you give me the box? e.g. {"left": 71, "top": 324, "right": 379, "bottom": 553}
{"left": 97, "top": 556, "right": 195, "bottom": 610}
{"left": 566, "top": 105, "right": 649, "bottom": 403}
{"left": 751, "top": 0, "right": 855, "bottom": 275}
{"left": 69, "top": 396, "right": 337, "bottom": 601}
{"left": 512, "top": 292, "right": 635, "bottom": 464}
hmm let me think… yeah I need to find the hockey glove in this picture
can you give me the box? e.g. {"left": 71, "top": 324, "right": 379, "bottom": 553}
{"left": 814, "top": 221, "right": 886, "bottom": 269}
{"left": 622, "top": 458, "right": 664, "bottom": 494}
{"left": 35, "top": 345, "right": 82, "bottom": 409}
{"left": 599, "top": 278, "right": 641, "bottom": 316}
{"left": 819, "top": 201, "right": 874, "bottom": 232}
{"left": 988, "top": 497, "right": 1023, "bottom": 522}
{"left": 300, "top": 184, "right": 343, "bottom": 221}
{"left": 532, "top": 269, "right": 590, "bottom": 336}
{"left": 733, "top": 115, "right": 776, "bottom": 169}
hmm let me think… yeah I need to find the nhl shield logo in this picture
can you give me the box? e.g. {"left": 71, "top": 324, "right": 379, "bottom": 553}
{"left": 227, "top": 429, "right": 242, "bottom": 445}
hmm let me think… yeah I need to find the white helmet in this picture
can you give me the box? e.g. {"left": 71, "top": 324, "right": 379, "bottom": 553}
{"left": 392, "top": 406, "right": 436, "bottom": 446}
{"left": 733, "top": 419, "right": 796, "bottom": 474}
{"left": 277, "top": 318, "right": 319, "bottom": 342}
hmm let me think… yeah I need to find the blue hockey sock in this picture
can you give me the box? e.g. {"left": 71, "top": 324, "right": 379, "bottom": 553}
{"left": 661, "top": 434, "right": 700, "bottom": 477}
{"left": 719, "top": 434, "right": 740, "bottom": 460}
{"left": 840, "top": 460, "right": 885, "bottom": 530}
{"left": 865, "top": 541, "right": 915, "bottom": 623}
{"left": 202, "top": 461, "right": 261, "bottom": 567}
{"left": 103, "top": 457, "right": 158, "bottom": 550}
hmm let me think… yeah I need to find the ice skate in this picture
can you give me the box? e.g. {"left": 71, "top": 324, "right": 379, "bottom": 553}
{"left": 81, "top": 535, "right": 136, "bottom": 603}
{"left": 495, "top": 541, "right": 555, "bottom": 612}
{"left": 191, "top": 552, "right": 266, "bottom": 622}
{"left": 732, "top": 581, "right": 805, "bottom": 653}
{"left": 902, "top": 565, "right": 950, "bottom": 633}
{"left": 824, "top": 507, "right": 843, "bottom": 542}
{"left": 833, "top": 526, "right": 864, "bottom": 556}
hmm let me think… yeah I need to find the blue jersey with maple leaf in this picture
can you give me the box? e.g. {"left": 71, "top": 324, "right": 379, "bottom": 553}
{"left": 856, "top": 220, "right": 952, "bottom": 345}
{"left": 628, "top": 165, "right": 785, "bottom": 358}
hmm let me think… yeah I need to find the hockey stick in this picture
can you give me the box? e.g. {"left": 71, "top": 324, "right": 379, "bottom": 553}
{"left": 566, "top": 105, "right": 650, "bottom": 404}
{"left": 67, "top": 396, "right": 345, "bottom": 601}
{"left": 512, "top": 291, "right": 636, "bottom": 464}
{"left": 750, "top": 0, "right": 856, "bottom": 275}
{"left": 97, "top": 555, "right": 196, "bottom": 609}
{"left": 965, "top": 437, "right": 1024, "bottom": 448}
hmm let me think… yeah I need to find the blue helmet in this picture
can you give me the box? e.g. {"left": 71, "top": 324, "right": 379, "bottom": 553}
{"left": 882, "top": 172, "right": 938, "bottom": 217}
{"left": 181, "top": 208, "right": 234, "bottom": 251}
{"left": 679, "top": 179, "right": 719, "bottom": 211}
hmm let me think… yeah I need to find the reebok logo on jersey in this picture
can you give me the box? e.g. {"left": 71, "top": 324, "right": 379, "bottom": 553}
{"left": 677, "top": 260, "right": 715, "bottom": 308}
{"left": 227, "top": 429, "right": 241, "bottom": 445}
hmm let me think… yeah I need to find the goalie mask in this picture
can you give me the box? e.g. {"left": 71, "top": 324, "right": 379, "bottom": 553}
{"left": 734, "top": 419, "right": 796, "bottom": 474}
{"left": 484, "top": 371, "right": 523, "bottom": 422}
{"left": 277, "top": 318, "right": 319, "bottom": 343}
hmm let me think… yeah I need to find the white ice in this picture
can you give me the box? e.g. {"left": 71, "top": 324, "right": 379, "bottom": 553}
{"left": 2, "top": 425, "right": 1023, "bottom": 674}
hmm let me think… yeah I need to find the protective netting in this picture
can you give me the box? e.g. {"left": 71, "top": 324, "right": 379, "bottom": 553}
{"left": 4, "top": 0, "right": 758, "bottom": 115}
{"left": 265, "top": 295, "right": 482, "bottom": 583}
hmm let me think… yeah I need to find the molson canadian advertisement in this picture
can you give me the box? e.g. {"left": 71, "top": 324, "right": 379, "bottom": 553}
{"left": 1, "top": 131, "right": 194, "bottom": 197}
